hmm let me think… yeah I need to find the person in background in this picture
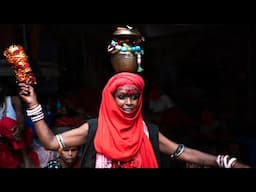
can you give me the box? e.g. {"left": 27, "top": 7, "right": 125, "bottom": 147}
{"left": 45, "top": 146, "right": 80, "bottom": 168}
{"left": 0, "top": 80, "right": 38, "bottom": 168}
{"left": 45, "top": 126, "right": 80, "bottom": 168}
{"left": 29, "top": 94, "right": 85, "bottom": 168}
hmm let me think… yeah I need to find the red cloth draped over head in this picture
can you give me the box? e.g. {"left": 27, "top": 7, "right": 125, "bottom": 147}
{"left": 94, "top": 72, "right": 158, "bottom": 168}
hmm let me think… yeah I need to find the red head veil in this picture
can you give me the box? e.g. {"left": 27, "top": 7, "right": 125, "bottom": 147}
{"left": 94, "top": 72, "right": 158, "bottom": 168}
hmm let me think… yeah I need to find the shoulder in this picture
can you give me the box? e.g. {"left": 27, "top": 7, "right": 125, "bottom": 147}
{"left": 87, "top": 118, "right": 98, "bottom": 125}
{"left": 86, "top": 118, "right": 98, "bottom": 136}
{"left": 144, "top": 121, "right": 159, "bottom": 136}
{"left": 144, "top": 121, "right": 159, "bottom": 129}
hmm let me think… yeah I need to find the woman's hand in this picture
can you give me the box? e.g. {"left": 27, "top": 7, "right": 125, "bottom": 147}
{"left": 18, "top": 83, "right": 39, "bottom": 109}
{"left": 232, "top": 160, "right": 251, "bottom": 168}
{"left": 216, "top": 155, "right": 251, "bottom": 168}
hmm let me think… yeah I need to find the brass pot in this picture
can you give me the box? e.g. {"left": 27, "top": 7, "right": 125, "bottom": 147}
{"left": 111, "top": 51, "right": 137, "bottom": 73}
{"left": 113, "top": 27, "right": 141, "bottom": 38}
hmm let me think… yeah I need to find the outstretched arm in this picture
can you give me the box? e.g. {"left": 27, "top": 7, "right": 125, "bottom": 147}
{"left": 18, "top": 83, "right": 89, "bottom": 150}
{"left": 159, "top": 132, "right": 250, "bottom": 168}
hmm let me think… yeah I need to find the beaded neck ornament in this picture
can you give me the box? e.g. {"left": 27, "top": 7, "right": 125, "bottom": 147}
{"left": 107, "top": 25, "right": 145, "bottom": 72}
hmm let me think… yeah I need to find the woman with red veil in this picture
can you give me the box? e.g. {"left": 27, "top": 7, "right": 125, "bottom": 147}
{"left": 18, "top": 72, "right": 249, "bottom": 168}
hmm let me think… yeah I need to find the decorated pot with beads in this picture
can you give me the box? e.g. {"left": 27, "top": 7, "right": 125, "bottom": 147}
{"left": 111, "top": 51, "right": 137, "bottom": 73}
{"left": 108, "top": 26, "right": 145, "bottom": 73}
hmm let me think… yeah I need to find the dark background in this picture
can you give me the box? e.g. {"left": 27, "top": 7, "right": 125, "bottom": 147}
{"left": 0, "top": 24, "right": 255, "bottom": 135}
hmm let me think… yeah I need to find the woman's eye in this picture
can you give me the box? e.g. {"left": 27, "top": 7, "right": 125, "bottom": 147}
{"left": 118, "top": 95, "right": 126, "bottom": 99}
{"left": 116, "top": 93, "right": 139, "bottom": 100}
{"left": 131, "top": 94, "right": 139, "bottom": 100}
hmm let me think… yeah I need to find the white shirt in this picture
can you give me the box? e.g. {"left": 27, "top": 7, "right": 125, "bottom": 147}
{"left": 0, "top": 96, "right": 17, "bottom": 120}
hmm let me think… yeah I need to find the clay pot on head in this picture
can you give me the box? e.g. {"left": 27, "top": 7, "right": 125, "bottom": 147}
{"left": 111, "top": 51, "right": 137, "bottom": 73}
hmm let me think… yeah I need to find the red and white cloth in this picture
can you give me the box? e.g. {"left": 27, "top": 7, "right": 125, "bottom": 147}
{"left": 94, "top": 72, "right": 158, "bottom": 168}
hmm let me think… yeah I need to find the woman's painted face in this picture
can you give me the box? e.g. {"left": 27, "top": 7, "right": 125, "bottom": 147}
{"left": 113, "top": 85, "right": 140, "bottom": 114}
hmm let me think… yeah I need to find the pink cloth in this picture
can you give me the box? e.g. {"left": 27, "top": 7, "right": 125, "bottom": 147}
{"left": 94, "top": 72, "right": 158, "bottom": 168}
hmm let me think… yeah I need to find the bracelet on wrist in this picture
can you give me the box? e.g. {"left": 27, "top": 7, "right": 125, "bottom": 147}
{"left": 26, "top": 104, "right": 45, "bottom": 123}
{"left": 170, "top": 144, "right": 185, "bottom": 159}
{"left": 216, "top": 155, "right": 237, "bottom": 168}
{"left": 27, "top": 103, "right": 39, "bottom": 110}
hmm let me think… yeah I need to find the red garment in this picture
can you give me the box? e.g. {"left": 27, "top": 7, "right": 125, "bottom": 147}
{"left": 0, "top": 117, "right": 39, "bottom": 167}
{"left": 0, "top": 143, "right": 20, "bottom": 168}
{"left": 0, "top": 141, "right": 39, "bottom": 168}
{"left": 0, "top": 117, "right": 26, "bottom": 150}
{"left": 94, "top": 72, "right": 158, "bottom": 168}
{"left": 0, "top": 117, "right": 17, "bottom": 140}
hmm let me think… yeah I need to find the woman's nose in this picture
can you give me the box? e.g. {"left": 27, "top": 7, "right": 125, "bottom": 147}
{"left": 126, "top": 97, "right": 132, "bottom": 104}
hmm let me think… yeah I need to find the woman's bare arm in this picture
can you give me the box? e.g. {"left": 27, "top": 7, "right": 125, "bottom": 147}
{"left": 158, "top": 132, "right": 215, "bottom": 166}
{"left": 18, "top": 82, "right": 89, "bottom": 150}
{"left": 159, "top": 132, "right": 250, "bottom": 168}
{"left": 33, "top": 120, "right": 89, "bottom": 150}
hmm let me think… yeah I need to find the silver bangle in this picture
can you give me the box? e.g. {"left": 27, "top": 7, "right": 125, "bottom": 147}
{"left": 56, "top": 134, "right": 66, "bottom": 149}
{"left": 26, "top": 104, "right": 45, "bottom": 122}
{"left": 170, "top": 144, "right": 185, "bottom": 159}
{"left": 31, "top": 112, "right": 45, "bottom": 122}
{"left": 26, "top": 104, "right": 42, "bottom": 116}
{"left": 216, "top": 155, "right": 237, "bottom": 168}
